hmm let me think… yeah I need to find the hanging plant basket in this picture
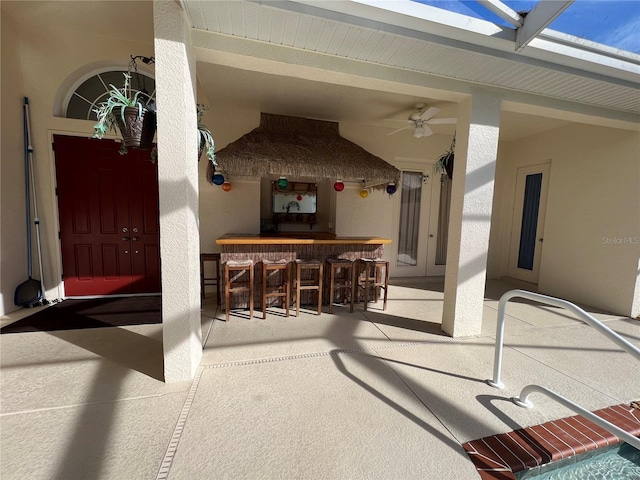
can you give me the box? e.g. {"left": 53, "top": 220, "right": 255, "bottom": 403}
{"left": 92, "top": 71, "right": 157, "bottom": 154}
{"left": 434, "top": 133, "right": 456, "bottom": 182}
{"left": 113, "top": 106, "right": 156, "bottom": 149}
{"left": 443, "top": 151, "right": 454, "bottom": 180}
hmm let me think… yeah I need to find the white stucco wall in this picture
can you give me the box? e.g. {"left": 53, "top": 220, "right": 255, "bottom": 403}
{"left": 1, "top": 10, "right": 27, "bottom": 316}
{"left": 334, "top": 185, "right": 394, "bottom": 261}
{"left": 198, "top": 105, "right": 261, "bottom": 251}
{"left": 489, "top": 124, "right": 640, "bottom": 317}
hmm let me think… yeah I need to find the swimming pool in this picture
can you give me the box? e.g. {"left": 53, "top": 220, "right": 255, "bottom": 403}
{"left": 515, "top": 442, "right": 640, "bottom": 479}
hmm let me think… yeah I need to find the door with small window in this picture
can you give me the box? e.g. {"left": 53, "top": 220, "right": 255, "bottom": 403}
{"left": 508, "top": 163, "right": 550, "bottom": 283}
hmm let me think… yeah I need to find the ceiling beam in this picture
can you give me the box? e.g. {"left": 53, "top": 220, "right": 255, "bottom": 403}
{"left": 516, "top": 0, "right": 574, "bottom": 51}
{"left": 477, "top": 0, "right": 522, "bottom": 28}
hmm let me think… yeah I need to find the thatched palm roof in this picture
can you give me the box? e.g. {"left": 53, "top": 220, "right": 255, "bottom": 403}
{"left": 208, "top": 113, "right": 400, "bottom": 188}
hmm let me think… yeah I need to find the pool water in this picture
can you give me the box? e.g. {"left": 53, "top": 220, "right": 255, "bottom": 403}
{"left": 516, "top": 443, "right": 640, "bottom": 479}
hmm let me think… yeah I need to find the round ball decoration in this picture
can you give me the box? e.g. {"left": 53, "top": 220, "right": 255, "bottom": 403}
{"left": 386, "top": 183, "right": 397, "bottom": 195}
{"left": 221, "top": 182, "right": 232, "bottom": 192}
{"left": 333, "top": 180, "right": 345, "bottom": 192}
{"left": 359, "top": 189, "right": 369, "bottom": 199}
{"left": 212, "top": 171, "right": 225, "bottom": 185}
{"left": 277, "top": 177, "right": 289, "bottom": 189}
{"left": 296, "top": 195, "right": 303, "bottom": 201}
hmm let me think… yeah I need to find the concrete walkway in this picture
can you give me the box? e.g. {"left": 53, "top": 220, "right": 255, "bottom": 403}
{"left": 1, "top": 279, "right": 638, "bottom": 479}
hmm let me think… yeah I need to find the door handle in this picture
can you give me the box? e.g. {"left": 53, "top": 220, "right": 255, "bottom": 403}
{"left": 132, "top": 237, "right": 140, "bottom": 242}
{"left": 122, "top": 237, "right": 130, "bottom": 241}
{"left": 538, "top": 238, "right": 543, "bottom": 243}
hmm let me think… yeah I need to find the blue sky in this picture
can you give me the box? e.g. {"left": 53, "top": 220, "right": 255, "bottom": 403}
{"left": 415, "top": 0, "right": 640, "bottom": 54}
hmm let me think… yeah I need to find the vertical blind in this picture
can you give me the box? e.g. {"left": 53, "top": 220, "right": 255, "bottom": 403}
{"left": 397, "top": 171, "right": 422, "bottom": 267}
{"left": 436, "top": 177, "right": 452, "bottom": 265}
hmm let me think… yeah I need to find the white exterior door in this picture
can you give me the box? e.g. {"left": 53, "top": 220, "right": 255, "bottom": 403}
{"left": 391, "top": 162, "right": 449, "bottom": 277}
{"left": 508, "top": 163, "right": 551, "bottom": 283}
{"left": 426, "top": 175, "right": 450, "bottom": 276}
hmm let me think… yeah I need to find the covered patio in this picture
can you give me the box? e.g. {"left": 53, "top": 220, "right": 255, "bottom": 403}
{"left": 2, "top": 0, "right": 638, "bottom": 383}
{"left": 2, "top": 278, "right": 638, "bottom": 478}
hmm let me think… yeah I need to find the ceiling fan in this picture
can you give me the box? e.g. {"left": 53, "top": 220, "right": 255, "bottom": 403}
{"left": 386, "top": 103, "right": 457, "bottom": 138}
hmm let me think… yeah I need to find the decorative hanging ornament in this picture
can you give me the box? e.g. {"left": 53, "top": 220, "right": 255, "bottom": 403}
{"left": 386, "top": 183, "right": 397, "bottom": 195}
{"left": 333, "top": 180, "right": 345, "bottom": 192}
{"left": 222, "top": 182, "right": 232, "bottom": 192}
{"left": 212, "top": 171, "right": 225, "bottom": 185}
{"left": 359, "top": 189, "right": 369, "bottom": 199}
{"left": 277, "top": 176, "right": 289, "bottom": 189}
{"left": 296, "top": 195, "right": 303, "bottom": 201}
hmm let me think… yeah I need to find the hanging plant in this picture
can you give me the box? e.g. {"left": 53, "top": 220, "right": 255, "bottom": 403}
{"left": 92, "top": 72, "right": 156, "bottom": 154}
{"left": 197, "top": 104, "right": 216, "bottom": 165}
{"left": 434, "top": 133, "right": 455, "bottom": 183}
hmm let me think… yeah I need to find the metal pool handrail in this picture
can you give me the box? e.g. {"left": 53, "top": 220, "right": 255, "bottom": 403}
{"left": 486, "top": 289, "right": 640, "bottom": 389}
{"left": 512, "top": 384, "right": 640, "bottom": 451}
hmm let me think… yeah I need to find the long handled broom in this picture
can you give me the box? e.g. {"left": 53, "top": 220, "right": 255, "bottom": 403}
{"left": 13, "top": 97, "right": 47, "bottom": 307}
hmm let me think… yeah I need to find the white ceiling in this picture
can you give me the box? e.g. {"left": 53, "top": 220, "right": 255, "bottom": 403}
{"left": 196, "top": 62, "right": 572, "bottom": 141}
{"left": 1, "top": 0, "right": 577, "bottom": 141}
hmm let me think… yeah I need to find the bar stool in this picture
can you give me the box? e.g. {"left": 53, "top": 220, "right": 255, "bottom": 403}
{"left": 326, "top": 258, "right": 356, "bottom": 313}
{"left": 293, "top": 259, "right": 323, "bottom": 316}
{"left": 356, "top": 258, "right": 389, "bottom": 311}
{"left": 200, "top": 253, "right": 221, "bottom": 304}
{"left": 261, "top": 259, "right": 290, "bottom": 319}
{"left": 224, "top": 260, "right": 254, "bottom": 321}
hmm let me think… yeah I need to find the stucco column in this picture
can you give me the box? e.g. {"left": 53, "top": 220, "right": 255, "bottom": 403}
{"left": 154, "top": 0, "right": 202, "bottom": 382}
{"left": 442, "top": 90, "right": 501, "bottom": 337}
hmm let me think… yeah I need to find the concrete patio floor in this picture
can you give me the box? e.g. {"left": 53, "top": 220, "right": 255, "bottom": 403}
{"left": 1, "top": 278, "right": 638, "bottom": 479}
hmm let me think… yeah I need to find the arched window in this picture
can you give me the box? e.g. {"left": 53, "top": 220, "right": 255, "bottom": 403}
{"left": 65, "top": 70, "right": 156, "bottom": 120}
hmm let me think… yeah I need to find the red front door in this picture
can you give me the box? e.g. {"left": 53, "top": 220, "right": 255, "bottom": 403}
{"left": 54, "top": 135, "right": 161, "bottom": 296}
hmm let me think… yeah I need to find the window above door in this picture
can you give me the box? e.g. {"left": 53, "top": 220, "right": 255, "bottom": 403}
{"left": 65, "top": 70, "right": 156, "bottom": 121}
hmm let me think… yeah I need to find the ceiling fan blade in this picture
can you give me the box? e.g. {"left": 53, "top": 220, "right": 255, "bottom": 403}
{"left": 423, "top": 124, "right": 434, "bottom": 136}
{"left": 427, "top": 117, "right": 457, "bottom": 125}
{"left": 386, "top": 125, "right": 412, "bottom": 136}
{"left": 383, "top": 119, "right": 412, "bottom": 124}
{"left": 419, "top": 106, "right": 440, "bottom": 121}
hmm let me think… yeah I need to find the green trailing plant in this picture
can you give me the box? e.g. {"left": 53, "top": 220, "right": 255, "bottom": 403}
{"left": 197, "top": 104, "right": 216, "bottom": 165}
{"left": 434, "top": 133, "right": 455, "bottom": 184}
{"left": 93, "top": 73, "right": 149, "bottom": 155}
{"left": 148, "top": 104, "right": 217, "bottom": 165}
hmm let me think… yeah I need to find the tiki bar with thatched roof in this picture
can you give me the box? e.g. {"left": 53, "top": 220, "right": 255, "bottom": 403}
{"left": 211, "top": 113, "right": 396, "bottom": 307}
{"left": 209, "top": 113, "right": 400, "bottom": 187}
{"left": 209, "top": 112, "right": 399, "bottom": 238}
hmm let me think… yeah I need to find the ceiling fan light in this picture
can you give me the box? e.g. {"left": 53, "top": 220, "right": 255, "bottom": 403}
{"left": 413, "top": 126, "right": 426, "bottom": 138}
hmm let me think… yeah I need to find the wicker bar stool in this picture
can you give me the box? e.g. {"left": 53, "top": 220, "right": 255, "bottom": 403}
{"left": 200, "top": 253, "right": 221, "bottom": 304}
{"left": 224, "top": 260, "right": 254, "bottom": 321}
{"left": 293, "top": 259, "right": 323, "bottom": 316}
{"left": 326, "top": 258, "right": 356, "bottom": 313}
{"left": 356, "top": 258, "right": 389, "bottom": 311}
{"left": 261, "top": 259, "right": 290, "bottom": 319}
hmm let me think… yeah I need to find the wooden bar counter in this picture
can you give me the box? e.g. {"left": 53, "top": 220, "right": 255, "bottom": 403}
{"left": 217, "top": 234, "right": 392, "bottom": 264}
{"left": 216, "top": 234, "right": 392, "bottom": 309}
